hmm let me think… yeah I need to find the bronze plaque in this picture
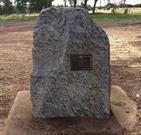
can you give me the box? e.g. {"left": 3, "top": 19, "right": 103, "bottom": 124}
{"left": 70, "top": 55, "right": 93, "bottom": 71}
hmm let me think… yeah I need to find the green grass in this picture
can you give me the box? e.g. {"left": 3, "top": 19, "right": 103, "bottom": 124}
{"left": 0, "top": 15, "right": 38, "bottom": 24}
{"left": 0, "top": 13, "right": 141, "bottom": 25}
{"left": 91, "top": 13, "right": 141, "bottom": 23}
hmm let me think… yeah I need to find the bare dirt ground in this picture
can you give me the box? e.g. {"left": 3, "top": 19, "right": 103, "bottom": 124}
{"left": 0, "top": 22, "right": 141, "bottom": 135}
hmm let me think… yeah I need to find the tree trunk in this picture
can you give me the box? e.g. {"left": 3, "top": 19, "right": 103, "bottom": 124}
{"left": 93, "top": 0, "right": 98, "bottom": 14}
{"left": 68, "top": 0, "right": 73, "bottom": 7}
{"left": 64, "top": 0, "right": 67, "bottom": 7}
{"left": 84, "top": 0, "right": 88, "bottom": 9}
{"left": 74, "top": 0, "right": 77, "bottom": 7}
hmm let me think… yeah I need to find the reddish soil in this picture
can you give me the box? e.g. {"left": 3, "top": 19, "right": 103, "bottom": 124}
{"left": 0, "top": 22, "right": 141, "bottom": 135}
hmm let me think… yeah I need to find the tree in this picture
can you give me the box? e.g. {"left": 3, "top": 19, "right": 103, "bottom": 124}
{"left": 68, "top": 0, "right": 77, "bottom": 7}
{"left": 1, "top": 0, "right": 14, "bottom": 15}
{"left": 92, "top": 0, "right": 98, "bottom": 14}
{"left": 80, "top": 0, "right": 88, "bottom": 9}
{"left": 29, "top": 0, "right": 54, "bottom": 13}
{"left": 123, "top": 0, "right": 128, "bottom": 14}
{"left": 15, "top": 0, "right": 28, "bottom": 13}
{"left": 63, "top": 0, "right": 67, "bottom": 7}
{"left": 46, "top": 0, "right": 53, "bottom": 7}
{"left": 84, "top": 0, "right": 88, "bottom": 9}
{"left": 0, "top": 5, "right": 3, "bottom": 15}
{"left": 68, "top": 0, "right": 72, "bottom": 6}
{"left": 74, "top": 0, "right": 77, "bottom": 7}
{"left": 29, "top": 0, "right": 42, "bottom": 12}
{"left": 106, "top": 3, "right": 117, "bottom": 9}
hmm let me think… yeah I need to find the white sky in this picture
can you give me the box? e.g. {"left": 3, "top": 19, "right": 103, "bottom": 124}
{"left": 52, "top": 0, "right": 141, "bottom": 6}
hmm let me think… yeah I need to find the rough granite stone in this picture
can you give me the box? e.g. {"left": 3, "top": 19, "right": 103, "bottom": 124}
{"left": 30, "top": 7, "right": 111, "bottom": 118}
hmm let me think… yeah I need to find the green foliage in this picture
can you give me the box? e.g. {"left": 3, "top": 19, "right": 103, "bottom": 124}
{"left": 0, "top": 0, "right": 14, "bottom": 15}
{"left": 134, "top": 4, "right": 141, "bottom": 7}
{"left": 105, "top": 3, "right": 117, "bottom": 9}
{"left": 0, "top": 0, "right": 140, "bottom": 15}
{"left": 0, "top": 5, "right": 3, "bottom": 15}
{"left": 29, "top": 0, "right": 54, "bottom": 13}
{"left": 0, "top": 0, "right": 55, "bottom": 15}
{"left": 15, "top": 0, "right": 28, "bottom": 13}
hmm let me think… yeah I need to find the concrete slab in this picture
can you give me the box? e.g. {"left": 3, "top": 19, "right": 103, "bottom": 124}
{"left": 111, "top": 85, "right": 138, "bottom": 131}
{"left": 4, "top": 91, "right": 124, "bottom": 135}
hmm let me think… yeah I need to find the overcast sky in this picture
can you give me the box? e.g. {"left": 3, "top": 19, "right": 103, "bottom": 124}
{"left": 53, "top": 0, "right": 141, "bottom": 6}
{"left": 5, "top": 0, "right": 141, "bottom": 6}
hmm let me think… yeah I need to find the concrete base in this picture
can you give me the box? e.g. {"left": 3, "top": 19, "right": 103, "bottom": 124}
{"left": 3, "top": 91, "right": 124, "bottom": 135}
{"left": 111, "top": 85, "right": 138, "bottom": 130}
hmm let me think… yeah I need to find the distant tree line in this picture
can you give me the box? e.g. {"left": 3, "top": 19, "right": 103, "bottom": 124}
{"left": 0, "top": 0, "right": 100, "bottom": 15}
{"left": 0, "top": 0, "right": 14, "bottom": 15}
{"left": 105, "top": 3, "right": 141, "bottom": 9}
{"left": 0, "top": 0, "right": 54, "bottom": 14}
{"left": 0, "top": 0, "right": 141, "bottom": 15}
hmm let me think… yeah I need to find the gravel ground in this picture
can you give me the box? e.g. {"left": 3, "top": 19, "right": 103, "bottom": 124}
{"left": 0, "top": 22, "right": 141, "bottom": 135}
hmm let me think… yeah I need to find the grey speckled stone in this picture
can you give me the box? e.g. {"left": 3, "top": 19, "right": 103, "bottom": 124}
{"left": 30, "top": 7, "right": 111, "bottom": 118}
